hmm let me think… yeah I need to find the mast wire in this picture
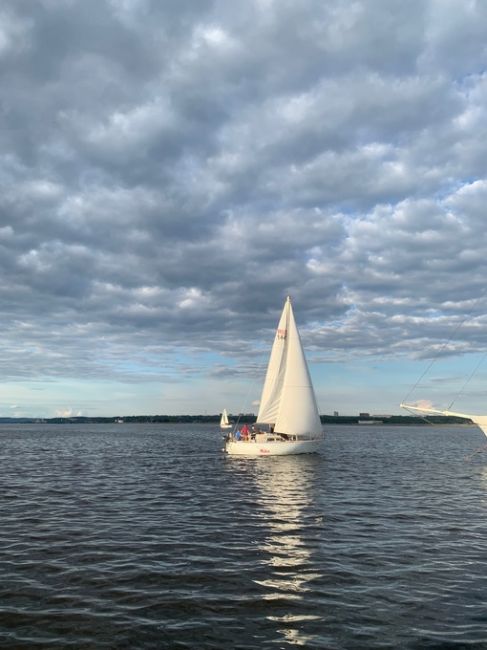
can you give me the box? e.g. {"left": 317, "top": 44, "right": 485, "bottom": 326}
{"left": 447, "top": 351, "right": 487, "bottom": 409}
{"left": 231, "top": 362, "right": 262, "bottom": 434}
{"left": 402, "top": 308, "right": 480, "bottom": 402}
{"left": 464, "top": 443, "right": 487, "bottom": 462}
{"left": 401, "top": 404, "right": 436, "bottom": 426}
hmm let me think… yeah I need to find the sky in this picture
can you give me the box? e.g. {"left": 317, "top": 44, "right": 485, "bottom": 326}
{"left": 2, "top": 0, "right": 487, "bottom": 418}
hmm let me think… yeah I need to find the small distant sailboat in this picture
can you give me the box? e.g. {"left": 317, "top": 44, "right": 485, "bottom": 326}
{"left": 225, "top": 296, "right": 323, "bottom": 456}
{"left": 220, "top": 408, "right": 232, "bottom": 430}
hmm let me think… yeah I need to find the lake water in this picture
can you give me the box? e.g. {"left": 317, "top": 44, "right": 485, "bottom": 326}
{"left": 1, "top": 423, "right": 487, "bottom": 649}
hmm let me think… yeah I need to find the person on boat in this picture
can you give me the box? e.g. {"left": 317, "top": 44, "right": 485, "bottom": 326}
{"left": 241, "top": 424, "right": 249, "bottom": 440}
{"left": 234, "top": 429, "right": 241, "bottom": 441}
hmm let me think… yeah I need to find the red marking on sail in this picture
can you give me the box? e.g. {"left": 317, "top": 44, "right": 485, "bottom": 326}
{"left": 277, "top": 329, "right": 287, "bottom": 339}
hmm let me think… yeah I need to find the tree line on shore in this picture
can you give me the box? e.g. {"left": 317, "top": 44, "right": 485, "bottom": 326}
{"left": 0, "top": 413, "right": 472, "bottom": 425}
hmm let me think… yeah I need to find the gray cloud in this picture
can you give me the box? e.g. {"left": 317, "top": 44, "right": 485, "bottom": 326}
{"left": 1, "top": 0, "right": 487, "bottom": 413}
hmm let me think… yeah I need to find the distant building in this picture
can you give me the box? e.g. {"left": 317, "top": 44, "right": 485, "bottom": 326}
{"left": 358, "top": 412, "right": 383, "bottom": 424}
{"left": 333, "top": 411, "right": 339, "bottom": 417}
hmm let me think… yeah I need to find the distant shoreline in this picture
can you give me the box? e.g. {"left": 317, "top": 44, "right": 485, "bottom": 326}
{"left": 0, "top": 414, "right": 474, "bottom": 425}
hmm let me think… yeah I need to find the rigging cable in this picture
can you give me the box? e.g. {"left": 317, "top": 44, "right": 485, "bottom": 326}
{"left": 464, "top": 442, "right": 487, "bottom": 462}
{"left": 447, "top": 350, "right": 487, "bottom": 410}
{"left": 230, "top": 361, "right": 262, "bottom": 435}
{"left": 402, "top": 313, "right": 471, "bottom": 406}
{"left": 401, "top": 404, "right": 436, "bottom": 426}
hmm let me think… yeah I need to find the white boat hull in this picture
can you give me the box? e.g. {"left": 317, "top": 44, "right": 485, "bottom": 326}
{"left": 225, "top": 438, "right": 321, "bottom": 456}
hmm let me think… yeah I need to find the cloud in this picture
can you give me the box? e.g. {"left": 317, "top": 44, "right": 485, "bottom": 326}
{"left": 55, "top": 407, "right": 82, "bottom": 418}
{"left": 1, "top": 0, "right": 487, "bottom": 414}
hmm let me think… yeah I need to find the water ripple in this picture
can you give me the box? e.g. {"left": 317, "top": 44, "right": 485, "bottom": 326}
{"left": 1, "top": 423, "right": 487, "bottom": 648}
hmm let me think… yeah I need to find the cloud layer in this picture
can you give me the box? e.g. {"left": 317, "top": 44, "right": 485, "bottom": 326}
{"left": 2, "top": 0, "right": 487, "bottom": 414}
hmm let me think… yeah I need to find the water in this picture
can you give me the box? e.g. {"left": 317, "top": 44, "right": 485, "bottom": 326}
{"left": 1, "top": 423, "right": 487, "bottom": 649}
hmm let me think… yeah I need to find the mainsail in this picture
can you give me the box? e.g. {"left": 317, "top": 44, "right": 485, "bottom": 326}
{"left": 257, "top": 297, "right": 321, "bottom": 437}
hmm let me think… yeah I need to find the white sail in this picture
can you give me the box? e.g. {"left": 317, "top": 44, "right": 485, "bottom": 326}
{"left": 256, "top": 302, "right": 289, "bottom": 425}
{"left": 257, "top": 297, "right": 322, "bottom": 437}
{"left": 401, "top": 402, "right": 487, "bottom": 438}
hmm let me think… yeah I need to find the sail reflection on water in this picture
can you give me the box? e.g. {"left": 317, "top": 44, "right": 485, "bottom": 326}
{"left": 252, "top": 456, "right": 323, "bottom": 645}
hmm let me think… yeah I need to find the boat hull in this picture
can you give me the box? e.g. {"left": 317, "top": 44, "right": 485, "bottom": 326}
{"left": 225, "top": 438, "right": 321, "bottom": 456}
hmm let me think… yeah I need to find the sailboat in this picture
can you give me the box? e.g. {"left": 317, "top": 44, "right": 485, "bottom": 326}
{"left": 225, "top": 296, "right": 323, "bottom": 456}
{"left": 400, "top": 402, "right": 487, "bottom": 438}
{"left": 220, "top": 408, "right": 232, "bottom": 429}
